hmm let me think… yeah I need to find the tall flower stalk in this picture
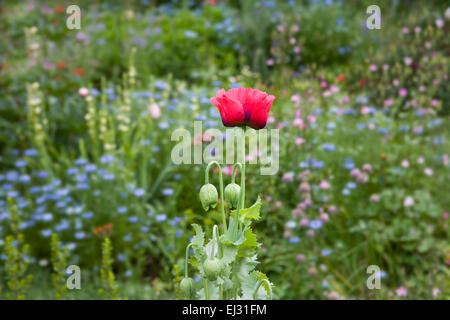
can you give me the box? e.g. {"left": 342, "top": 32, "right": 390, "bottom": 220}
{"left": 178, "top": 88, "right": 275, "bottom": 300}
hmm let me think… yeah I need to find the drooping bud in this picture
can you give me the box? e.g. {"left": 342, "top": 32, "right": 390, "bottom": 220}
{"left": 199, "top": 184, "right": 218, "bottom": 211}
{"left": 203, "top": 258, "right": 221, "bottom": 281}
{"left": 224, "top": 183, "right": 240, "bottom": 209}
{"left": 180, "top": 277, "right": 196, "bottom": 299}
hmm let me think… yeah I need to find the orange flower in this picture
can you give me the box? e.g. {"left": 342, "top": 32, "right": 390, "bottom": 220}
{"left": 55, "top": 6, "right": 64, "bottom": 13}
{"left": 103, "top": 223, "right": 113, "bottom": 235}
{"left": 56, "top": 61, "right": 66, "bottom": 69}
{"left": 93, "top": 223, "right": 114, "bottom": 236}
{"left": 93, "top": 226, "right": 102, "bottom": 236}
{"left": 380, "top": 153, "right": 386, "bottom": 160}
{"left": 72, "top": 68, "right": 85, "bottom": 76}
{"left": 336, "top": 74, "right": 345, "bottom": 83}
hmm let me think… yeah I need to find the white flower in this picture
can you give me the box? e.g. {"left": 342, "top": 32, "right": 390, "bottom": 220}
{"left": 403, "top": 57, "right": 413, "bottom": 66}
{"left": 401, "top": 159, "right": 410, "bottom": 168}
{"left": 404, "top": 196, "right": 415, "bottom": 207}
{"left": 435, "top": 19, "right": 444, "bottom": 28}
{"left": 445, "top": 7, "right": 450, "bottom": 20}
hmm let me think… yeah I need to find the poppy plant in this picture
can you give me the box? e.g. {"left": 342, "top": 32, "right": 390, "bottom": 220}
{"left": 179, "top": 86, "right": 275, "bottom": 300}
{"left": 210, "top": 87, "right": 275, "bottom": 130}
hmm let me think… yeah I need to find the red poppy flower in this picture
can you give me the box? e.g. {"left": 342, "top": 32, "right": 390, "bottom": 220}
{"left": 55, "top": 6, "right": 64, "bottom": 13}
{"left": 210, "top": 87, "right": 275, "bottom": 130}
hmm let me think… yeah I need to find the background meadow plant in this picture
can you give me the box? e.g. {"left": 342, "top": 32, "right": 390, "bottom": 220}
{"left": 3, "top": 199, "right": 33, "bottom": 300}
{"left": 0, "top": 0, "right": 449, "bottom": 300}
{"left": 50, "top": 232, "right": 70, "bottom": 299}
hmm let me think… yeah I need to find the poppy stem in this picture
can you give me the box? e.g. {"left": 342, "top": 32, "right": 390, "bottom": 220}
{"left": 231, "top": 163, "right": 242, "bottom": 184}
{"left": 205, "top": 161, "right": 227, "bottom": 233}
{"left": 240, "top": 128, "right": 246, "bottom": 210}
{"left": 203, "top": 278, "right": 209, "bottom": 300}
{"left": 229, "top": 128, "right": 247, "bottom": 241}
{"left": 253, "top": 279, "right": 272, "bottom": 300}
{"left": 212, "top": 225, "right": 222, "bottom": 258}
{"left": 184, "top": 243, "right": 193, "bottom": 277}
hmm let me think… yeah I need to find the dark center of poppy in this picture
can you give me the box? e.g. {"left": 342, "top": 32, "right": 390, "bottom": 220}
{"left": 244, "top": 110, "right": 251, "bottom": 123}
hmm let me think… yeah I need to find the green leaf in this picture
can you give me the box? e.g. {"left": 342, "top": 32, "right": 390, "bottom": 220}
{"left": 222, "top": 278, "right": 234, "bottom": 291}
{"left": 221, "top": 244, "right": 238, "bottom": 265}
{"left": 240, "top": 270, "right": 271, "bottom": 300}
{"left": 237, "top": 228, "right": 259, "bottom": 258}
{"left": 232, "top": 255, "right": 259, "bottom": 295}
{"left": 197, "top": 281, "right": 220, "bottom": 300}
{"left": 191, "top": 224, "right": 207, "bottom": 271}
{"left": 191, "top": 224, "right": 205, "bottom": 247}
{"left": 242, "top": 228, "right": 258, "bottom": 248}
{"left": 230, "top": 196, "right": 262, "bottom": 225}
{"left": 223, "top": 219, "right": 246, "bottom": 245}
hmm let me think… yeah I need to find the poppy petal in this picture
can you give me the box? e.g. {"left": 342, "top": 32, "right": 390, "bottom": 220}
{"left": 211, "top": 89, "right": 245, "bottom": 127}
{"left": 210, "top": 87, "right": 274, "bottom": 129}
{"left": 248, "top": 94, "right": 275, "bottom": 129}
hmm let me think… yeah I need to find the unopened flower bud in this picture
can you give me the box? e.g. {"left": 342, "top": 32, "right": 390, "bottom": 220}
{"left": 180, "top": 277, "right": 196, "bottom": 299}
{"left": 199, "top": 184, "right": 218, "bottom": 211}
{"left": 224, "top": 183, "right": 240, "bottom": 209}
{"left": 203, "top": 258, "right": 221, "bottom": 281}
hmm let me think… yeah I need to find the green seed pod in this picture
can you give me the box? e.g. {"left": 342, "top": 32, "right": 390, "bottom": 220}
{"left": 203, "top": 258, "right": 221, "bottom": 281}
{"left": 199, "top": 184, "right": 218, "bottom": 211}
{"left": 224, "top": 183, "right": 240, "bottom": 209}
{"left": 180, "top": 277, "right": 196, "bottom": 299}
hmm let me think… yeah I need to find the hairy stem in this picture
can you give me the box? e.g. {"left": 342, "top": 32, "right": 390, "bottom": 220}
{"left": 203, "top": 278, "right": 209, "bottom": 300}
{"left": 205, "top": 161, "right": 227, "bottom": 232}
{"left": 253, "top": 279, "right": 273, "bottom": 300}
{"left": 184, "top": 243, "right": 193, "bottom": 277}
{"left": 212, "top": 225, "right": 222, "bottom": 258}
{"left": 240, "top": 129, "right": 246, "bottom": 210}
